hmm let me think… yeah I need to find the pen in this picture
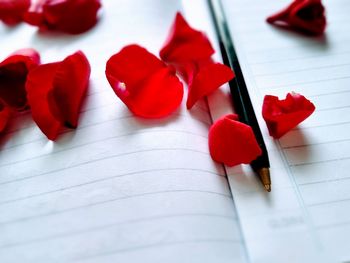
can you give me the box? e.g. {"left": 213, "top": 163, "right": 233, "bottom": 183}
{"left": 208, "top": 0, "right": 271, "bottom": 192}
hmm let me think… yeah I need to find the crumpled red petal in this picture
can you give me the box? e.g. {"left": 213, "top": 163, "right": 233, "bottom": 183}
{"left": 0, "top": 48, "right": 40, "bottom": 110}
{"left": 209, "top": 114, "right": 262, "bottom": 167}
{"left": 24, "top": 0, "right": 101, "bottom": 34}
{"left": 160, "top": 13, "right": 235, "bottom": 109}
{"left": 266, "top": 0, "right": 326, "bottom": 35}
{"left": 106, "top": 44, "right": 183, "bottom": 118}
{"left": 186, "top": 62, "right": 234, "bottom": 109}
{"left": 0, "top": 0, "right": 30, "bottom": 25}
{"left": 262, "top": 92, "right": 316, "bottom": 139}
{"left": 0, "top": 100, "right": 11, "bottom": 133}
{"left": 160, "top": 12, "right": 214, "bottom": 64}
{"left": 26, "top": 51, "right": 90, "bottom": 140}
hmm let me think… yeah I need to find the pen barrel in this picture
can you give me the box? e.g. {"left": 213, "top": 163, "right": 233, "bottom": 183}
{"left": 209, "top": 0, "right": 271, "bottom": 191}
{"left": 229, "top": 59, "right": 270, "bottom": 170}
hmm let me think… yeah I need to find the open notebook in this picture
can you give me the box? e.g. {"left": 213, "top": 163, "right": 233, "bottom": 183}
{"left": 0, "top": 0, "right": 349, "bottom": 262}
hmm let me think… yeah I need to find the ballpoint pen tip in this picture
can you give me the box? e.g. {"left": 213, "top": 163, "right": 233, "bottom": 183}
{"left": 264, "top": 184, "right": 271, "bottom": 192}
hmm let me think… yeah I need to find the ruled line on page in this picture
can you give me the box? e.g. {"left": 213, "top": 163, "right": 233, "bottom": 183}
{"left": 74, "top": 239, "right": 240, "bottom": 262}
{"left": 0, "top": 148, "right": 222, "bottom": 186}
{"left": 0, "top": 192, "right": 233, "bottom": 227}
{"left": 0, "top": 190, "right": 232, "bottom": 227}
{"left": 0, "top": 213, "right": 238, "bottom": 249}
{"left": 298, "top": 174, "right": 350, "bottom": 187}
{"left": 291, "top": 119, "right": 350, "bottom": 131}
{"left": 0, "top": 167, "right": 228, "bottom": 206}
{"left": 0, "top": 113, "right": 210, "bottom": 152}
{"left": 259, "top": 76, "right": 350, "bottom": 90}
{"left": 0, "top": 147, "right": 214, "bottom": 187}
{"left": 253, "top": 63, "right": 350, "bottom": 77}
{"left": 250, "top": 49, "right": 350, "bottom": 67}
{"left": 250, "top": 50, "right": 350, "bottom": 65}
{"left": 0, "top": 131, "right": 209, "bottom": 172}
{"left": 290, "top": 156, "right": 350, "bottom": 167}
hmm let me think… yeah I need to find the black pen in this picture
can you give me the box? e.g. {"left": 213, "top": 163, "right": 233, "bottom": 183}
{"left": 208, "top": 0, "right": 271, "bottom": 192}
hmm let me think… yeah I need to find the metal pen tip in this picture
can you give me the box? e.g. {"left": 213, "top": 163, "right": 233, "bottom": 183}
{"left": 257, "top": 168, "right": 271, "bottom": 192}
{"left": 264, "top": 184, "right": 271, "bottom": 192}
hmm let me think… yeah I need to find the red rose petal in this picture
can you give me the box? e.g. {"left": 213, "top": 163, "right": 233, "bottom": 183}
{"left": 106, "top": 44, "right": 165, "bottom": 89}
{"left": 26, "top": 62, "right": 62, "bottom": 140}
{"left": 262, "top": 92, "right": 316, "bottom": 139}
{"left": 186, "top": 62, "right": 234, "bottom": 109}
{"left": 0, "top": 0, "right": 30, "bottom": 25}
{"left": 160, "top": 12, "right": 214, "bottom": 64}
{"left": 160, "top": 13, "right": 234, "bottom": 109}
{"left": 49, "top": 51, "right": 91, "bottom": 128}
{"left": 0, "top": 100, "right": 11, "bottom": 133}
{"left": 24, "top": 0, "right": 101, "bottom": 34}
{"left": 26, "top": 51, "right": 90, "bottom": 140}
{"left": 106, "top": 44, "right": 183, "bottom": 118}
{"left": 266, "top": 0, "right": 326, "bottom": 35}
{"left": 209, "top": 114, "right": 262, "bottom": 166}
{"left": 0, "top": 48, "right": 40, "bottom": 110}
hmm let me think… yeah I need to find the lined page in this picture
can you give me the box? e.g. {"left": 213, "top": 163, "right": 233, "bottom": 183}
{"left": 0, "top": 1, "right": 246, "bottom": 262}
{"left": 212, "top": 0, "right": 350, "bottom": 262}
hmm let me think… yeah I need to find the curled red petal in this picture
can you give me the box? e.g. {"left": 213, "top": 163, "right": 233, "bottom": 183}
{"left": 209, "top": 114, "right": 262, "bottom": 166}
{"left": 0, "top": 48, "right": 41, "bottom": 110}
{"left": 160, "top": 13, "right": 233, "bottom": 109}
{"left": 186, "top": 62, "right": 235, "bottom": 109}
{"left": 106, "top": 44, "right": 183, "bottom": 118}
{"left": 0, "top": 0, "right": 30, "bottom": 25}
{"left": 160, "top": 12, "right": 214, "bottom": 64}
{"left": 24, "top": 0, "right": 101, "bottom": 34}
{"left": 26, "top": 62, "right": 62, "bottom": 140}
{"left": 266, "top": 0, "right": 326, "bottom": 35}
{"left": 26, "top": 51, "right": 90, "bottom": 140}
{"left": 49, "top": 51, "right": 90, "bottom": 128}
{"left": 0, "top": 100, "right": 12, "bottom": 133}
{"left": 262, "top": 92, "right": 316, "bottom": 139}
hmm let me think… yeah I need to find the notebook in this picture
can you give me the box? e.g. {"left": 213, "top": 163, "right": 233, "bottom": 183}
{"left": 1, "top": 0, "right": 349, "bottom": 262}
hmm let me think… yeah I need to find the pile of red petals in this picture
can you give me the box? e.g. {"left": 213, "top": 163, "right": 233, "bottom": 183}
{"left": 0, "top": 49, "right": 90, "bottom": 139}
{"left": 104, "top": 13, "right": 245, "bottom": 166}
{"left": 266, "top": 0, "right": 326, "bottom": 35}
{"left": 105, "top": 12, "right": 234, "bottom": 119}
{"left": 24, "top": 0, "right": 101, "bottom": 34}
{"left": 0, "top": 0, "right": 30, "bottom": 25}
{"left": 105, "top": 45, "right": 183, "bottom": 118}
{"left": 26, "top": 51, "right": 91, "bottom": 140}
{"left": 209, "top": 114, "right": 262, "bottom": 166}
{"left": 0, "top": 0, "right": 101, "bottom": 34}
{"left": 262, "top": 92, "right": 315, "bottom": 139}
{"left": 0, "top": 48, "right": 40, "bottom": 132}
{"left": 160, "top": 12, "right": 235, "bottom": 109}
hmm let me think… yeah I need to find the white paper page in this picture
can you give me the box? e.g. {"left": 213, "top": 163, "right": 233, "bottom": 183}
{"left": 0, "top": 1, "right": 246, "bottom": 262}
{"left": 205, "top": 0, "right": 350, "bottom": 262}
